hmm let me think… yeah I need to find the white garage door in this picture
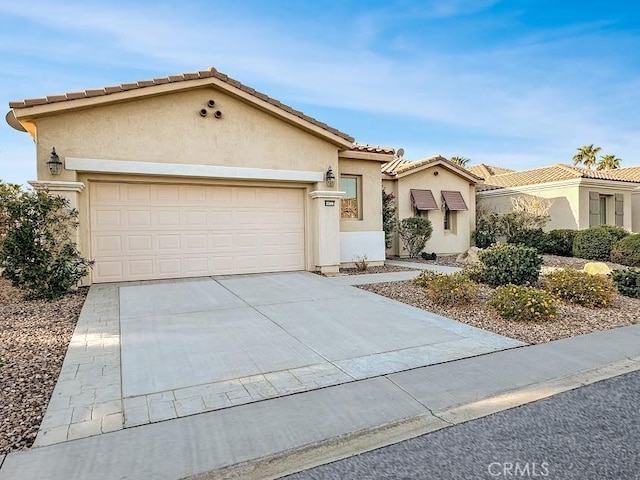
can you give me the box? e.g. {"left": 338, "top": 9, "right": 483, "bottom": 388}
{"left": 90, "top": 182, "right": 305, "bottom": 283}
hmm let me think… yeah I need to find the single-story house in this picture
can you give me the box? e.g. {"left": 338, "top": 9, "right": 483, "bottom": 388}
{"left": 473, "top": 163, "right": 640, "bottom": 232}
{"left": 6, "top": 67, "right": 394, "bottom": 283}
{"left": 382, "top": 155, "right": 481, "bottom": 256}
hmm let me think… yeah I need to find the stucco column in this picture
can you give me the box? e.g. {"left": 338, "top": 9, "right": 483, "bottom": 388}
{"left": 309, "top": 190, "right": 345, "bottom": 274}
{"left": 28, "top": 180, "right": 86, "bottom": 245}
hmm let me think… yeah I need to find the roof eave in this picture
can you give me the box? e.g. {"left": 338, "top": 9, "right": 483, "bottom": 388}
{"left": 340, "top": 150, "right": 394, "bottom": 162}
{"left": 395, "top": 159, "right": 479, "bottom": 183}
{"left": 10, "top": 76, "right": 354, "bottom": 149}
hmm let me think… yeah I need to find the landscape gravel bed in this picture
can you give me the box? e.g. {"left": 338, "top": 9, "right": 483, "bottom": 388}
{"left": 339, "top": 265, "right": 413, "bottom": 275}
{"left": 0, "top": 280, "right": 87, "bottom": 455}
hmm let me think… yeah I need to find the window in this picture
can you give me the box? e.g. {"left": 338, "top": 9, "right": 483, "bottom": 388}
{"left": 444, "top": 207, "right": 457, "bottom": 232}
{"left": 599, "top": 196, "right": 607, "bottom": 225}
{"left": 340, "top": 175, "right": 361, "bottom": 219}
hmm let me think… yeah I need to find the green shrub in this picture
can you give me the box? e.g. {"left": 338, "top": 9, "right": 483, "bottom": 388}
{"left": 382, "top": 190, "right": 396, "bottom": 249}
{"left": 573, "top": 226, "right": 617, "bottom": 261}
{"left": 423, "top": 272, "right": 479, "bottom": 306}
{"left": 507, "top": 228, "right": 547, "bottom": 252}
{"left": 475, "top": 243, "right": 543, "bottom": 287}
{"left": 488, "top": 285, "right": 558, "bottom": 321}
{"left": 543, "top": 229, "right": 578, "bottom": 257}
{"left": 421, "top": 251, "right": 437, "bottom": 260}
{"left": 412, "top": 270, "right": 438, "bottom": 288}
{"left": 542, "top": 269, "right": 616, "bottom": 308}
{"left": 610, "top": 234, "right": 640, "bottom": 267}
{"left": 473, "top": 211, "right": 501, "bottom": 248}
{"left": 397, "top": 217, "right": 433, "bottom": 258}
{"left": 596, "top": 225, "right": 630, "bottom": 243}
{"left": 611, "top": 268, "right": 640, "bottom": 299}
{"left": 0, "top": 185, "right": 93, "bottom": 299}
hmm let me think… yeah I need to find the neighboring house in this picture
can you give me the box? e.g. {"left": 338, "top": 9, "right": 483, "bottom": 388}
{"left": 6, "top": 67, "right": 394, "bottom": 283}
{"left": 474, "top": 163, "right": 640, "bottom": 232}
{"left": 382, "top": 155, "right": 481, "bottom": 256}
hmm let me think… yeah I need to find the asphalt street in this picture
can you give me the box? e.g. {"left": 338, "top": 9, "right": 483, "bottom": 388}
{"left": 288, "top": 370, "right": 640, "bottom": 479}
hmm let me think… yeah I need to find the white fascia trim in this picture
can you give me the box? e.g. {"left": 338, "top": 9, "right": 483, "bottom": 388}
{"left": 477, "top": 178, "right": 583, "bottom": 197}
{"left": 309, "top": 190, "right": 346, "bottom": 199}
{"left": 28, "top": 180, "right": 85, "bottom": 193}
{"left": 65, "top": 157, "right": 324, "bottom": 183}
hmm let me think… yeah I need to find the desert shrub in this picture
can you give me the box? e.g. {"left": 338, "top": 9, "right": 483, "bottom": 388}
{"left": 573, "top": 226, "right": 616, "bottom": 261}
{"left": 507, "top": 228, "right": 547, "bottom": 252}
{"left": 397, "top": 217, "right": 433, "bottom": 258}
{"left": 610, "top": 234, "right": 640, "bottom": 267}
{"left": 382, "top": 190, "right": 396, "bottom": 249}
{"left": 611, "top": 268, "right": 640, "bottom": 299}
{"left": 596, "top": 224, "right": 630, "bottom": 243}
{"left": 475, "top": 243, "right": 543, "bottom": 287}
{"left": 412, "top": 270, "right": 438, "bottom": 288}
{"left": 542, "top": 269, "right": 616, "bottom": 308}
{"left": 543, "top": 229, "right": 578, "bottom": 257}
{"left": 488, "top": 285, "right": 557, "bottom": 321}
{"left": 421, "top": 251, "right": 437, "bottom": 260}
{"left": 0, "top": 185, "right": 93, "bottom": 299}
{"left": 473, "top": 211, "right": 501, "bottom": 248}
{"left": 353, "top": 254, "right": 369, "bottom": 271}
{"left": 421, "top": 272, "right": 479, "bottom": 306}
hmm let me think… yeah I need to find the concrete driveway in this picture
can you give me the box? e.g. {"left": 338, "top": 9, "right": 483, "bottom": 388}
{"left": 33, "top": 270, "right": 523, "bottom": 447}
{"left": 118, "top": 272, "right": 522, "bottom": 426}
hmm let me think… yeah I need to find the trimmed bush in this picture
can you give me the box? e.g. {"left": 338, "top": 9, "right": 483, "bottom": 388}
{"left": 488, "top": 285, "right": 558, "bottom": 321}
{"left": 542, "top": 269, "right": 616, "bottom": 308}
{"left": 507, "top": 228, "right": 547, "bottom": 252}
{"left": 473, "top": 212, "right": 501, "bottom": 248}
{"left": 475, "top": 243, "right": 543, "bottom": 287}
{"left": 397, "top": 217, "right": 433, "bottom": 258}
{"left": 423, "top": 272, "right": 479, "bottom": 306}
{"left": 543, "top": 229, "right": 578, "bottom": 257}
{"left": 573, "top": 226, "right": 617, "bottom": 261}
{"left": 421, "top": 251, "right": 437, "bottom": 260}
{"left": 596, "top": 225, "right": 630, "bottom": 243}
{"left": 610, "top": 234, "right": 640, "bottom": 267}
{"left": 611, "top": 268, "right": 640, "bottom": 299}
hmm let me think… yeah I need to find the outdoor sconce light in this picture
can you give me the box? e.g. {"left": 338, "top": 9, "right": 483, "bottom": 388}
{"left": 325, "top": 166, "right": 336, "bottom": 187}
{"left": 47, "top": 147, "right": 63, "bottom": 175}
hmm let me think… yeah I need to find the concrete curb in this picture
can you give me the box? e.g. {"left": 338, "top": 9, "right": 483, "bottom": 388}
{"left": 189, "top": 355, "right": 640, "bottom": 480}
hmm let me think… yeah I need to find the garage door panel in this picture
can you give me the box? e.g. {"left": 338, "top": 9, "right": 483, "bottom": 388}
{"left": 90, "top": 183, "right": 305, "bottom": 282}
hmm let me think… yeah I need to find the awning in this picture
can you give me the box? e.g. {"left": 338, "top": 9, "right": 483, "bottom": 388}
{"left": 441, "top": 190, "right": 468, "bottom": 211}
{"left": 410, "top": 189, "right": 438, "bottom": 211}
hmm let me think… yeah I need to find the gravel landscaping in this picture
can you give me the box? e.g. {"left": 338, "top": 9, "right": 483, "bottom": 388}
{"left": 339, "top": 265, "right": 413, "bottom": 275}
{"left": 0, "top": 279, "right": 87, "bottom": 455}
{"left": 361, "top": 255, "right": 639, "bottom": 345}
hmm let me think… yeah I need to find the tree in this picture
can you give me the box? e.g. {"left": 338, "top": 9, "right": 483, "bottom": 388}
{"left": 397, "top": 217, "right": 433, "bottom": 258}
{"left": 572, "top": 144, "right": 601, "bottom": 170}
{"left": 449, "top": 156, "right": 471, "bottom": 167}
{"left": 0, "top": 184, "right": 93, "bottom": 299}
{"left": 596, "top": 154, "right": 622, "bottom": 171}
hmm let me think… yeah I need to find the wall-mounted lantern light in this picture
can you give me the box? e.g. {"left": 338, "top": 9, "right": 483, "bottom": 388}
{"left": 325, "top": 166, "right": 336, "bottom": 187}
{"left": 47, "top": 147, "right": 63, "bottom": 175}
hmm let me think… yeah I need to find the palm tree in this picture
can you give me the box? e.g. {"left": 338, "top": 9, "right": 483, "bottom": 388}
{"left": 572, "top": 144, "right": 601, "bottom": 170}
{"left": 449, "top": 156, "right": 471, "bottom": 167}
{"left": 596, "top": 154, "right": 622, "bottom": 171}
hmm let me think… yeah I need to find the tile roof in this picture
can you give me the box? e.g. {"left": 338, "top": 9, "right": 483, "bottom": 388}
{"left": 467, "top": 164, "right": 515, "bottom": 179}
{"left": 381, "top": 154, "right": 483, "bottom": 182}
{"left": 351, "top": 144, "right": 395, "bottom": 154}
{"left": 9, "top": 67, "right": 354, "bottom": 143}
{"left": 478, "top": 163, "right": 640, "bottom": 191}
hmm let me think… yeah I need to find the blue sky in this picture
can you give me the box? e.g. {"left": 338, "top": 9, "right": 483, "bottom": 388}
{"left": 1, "top": 0, "right": 640, "bottom": 185}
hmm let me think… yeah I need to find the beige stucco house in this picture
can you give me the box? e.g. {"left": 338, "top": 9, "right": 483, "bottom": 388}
{"left": 6, "top": 67, "right": 394, "bottom": 283}
{"left": 472, "top": 163, "right": 640, "bottom": 232}
{"left": 382, "top": 155, "right": 480, "bottom": 256}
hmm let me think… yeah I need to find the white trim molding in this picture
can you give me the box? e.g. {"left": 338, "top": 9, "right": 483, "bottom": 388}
{"left": 309, "top": 190, "right": 346, "bottom": 199}
{"left": 28, "top": 180, "right": 85, "bottom": 193}
{"left": 65, "top": 158, "right": 325, "bottom": 183}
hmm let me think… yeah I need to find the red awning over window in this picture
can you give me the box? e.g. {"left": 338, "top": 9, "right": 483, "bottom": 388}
{"left": 441, "top": 190, "right": 468, "bottom": 211}
{"left": 410, "top": 189, "right": 438, "bottom": 211}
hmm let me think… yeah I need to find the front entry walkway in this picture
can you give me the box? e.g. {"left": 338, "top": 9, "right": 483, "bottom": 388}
{"left": 34, "top": 271, "right": 523, "bottom": 447}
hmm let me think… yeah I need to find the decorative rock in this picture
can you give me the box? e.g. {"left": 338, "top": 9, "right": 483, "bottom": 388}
{"left": 456, "top": 246, "right": 482, "bottom": 265}
{"left": 583, "top": 262, "right": 612, "bottom": 276}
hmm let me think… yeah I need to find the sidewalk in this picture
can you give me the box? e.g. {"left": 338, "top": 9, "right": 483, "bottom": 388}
{"left": 2, "top": 324, "right": 639, "bottom": 480}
